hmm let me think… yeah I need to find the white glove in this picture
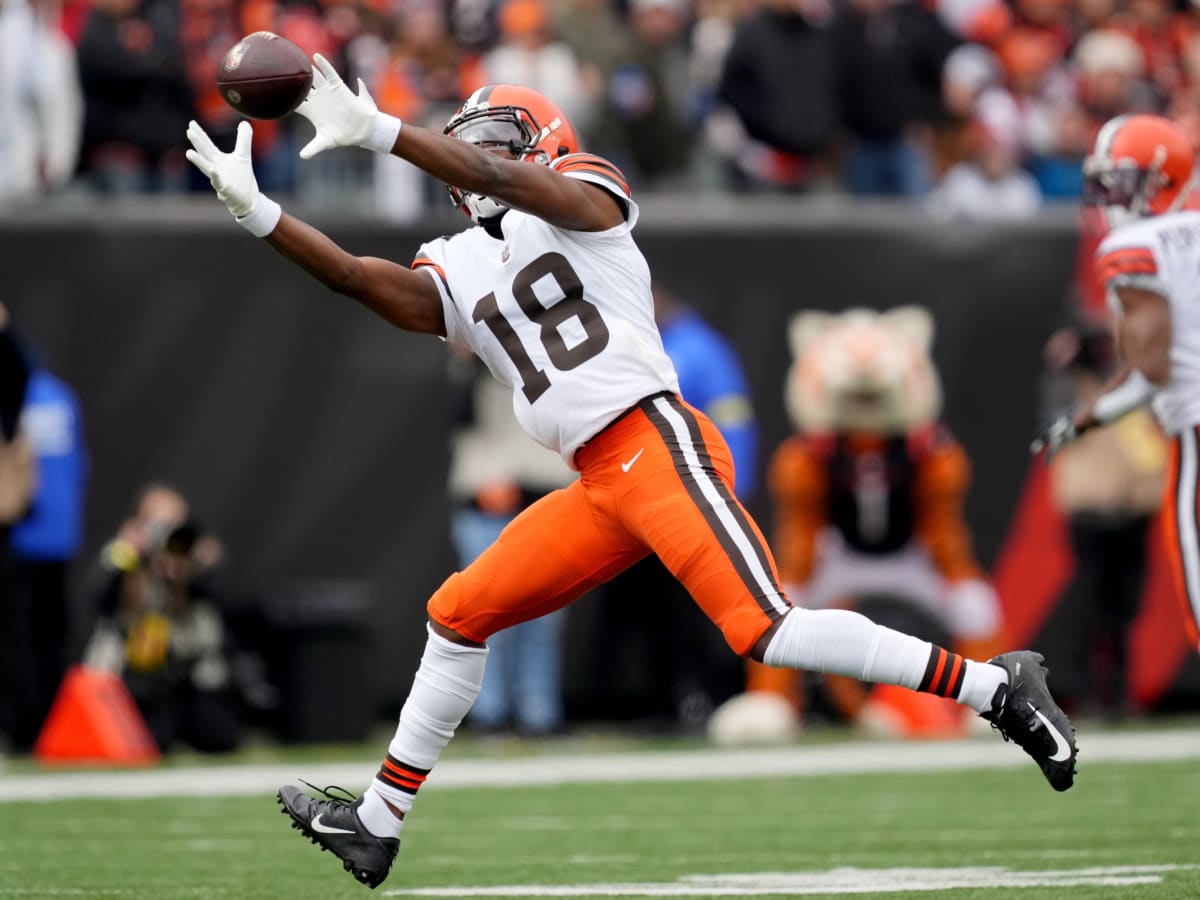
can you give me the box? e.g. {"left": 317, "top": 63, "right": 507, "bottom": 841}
{"left": 1029, "top": 414, "right": 1078, "bottom": 462}
{"left": 185, "top": 120, "right": 280, "bottom": 236}
{"left": 294, "top": 53, "right": 402, "bottom": 159}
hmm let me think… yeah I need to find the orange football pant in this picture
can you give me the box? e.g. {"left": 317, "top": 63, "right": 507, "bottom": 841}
{"left": 1162, "top": 426, "right": 1200, "bottom": 651}
{"left": 428, "top": 393, "right": 792, "bottom": 656}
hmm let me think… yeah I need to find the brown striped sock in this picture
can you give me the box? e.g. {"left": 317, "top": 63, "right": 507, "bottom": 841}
{"left": 375, "top": 754, "right": 431, "bottom": 798}
{"left": 916, "top": 645, "right": 967, "bottom": 699}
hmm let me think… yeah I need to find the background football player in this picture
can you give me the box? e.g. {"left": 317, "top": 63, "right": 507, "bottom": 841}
{"left": 1036, "top": 114, "right": 1200, "bottom": 657}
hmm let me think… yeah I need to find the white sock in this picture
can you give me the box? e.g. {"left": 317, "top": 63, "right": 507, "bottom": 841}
{"left": 762, "top": 607, "right": 1008, "bottom": 713}
{"left": 358, "top": 789, "right": 404, "bottom": 839}
{"left": 763, "top": 608, "right": 931, "bottom": 688}
{"left": 361, "top": 623, "right": 488, "bottom": 837}
{"left": 958, "top": 660, "right": 1008, "bottom": 714}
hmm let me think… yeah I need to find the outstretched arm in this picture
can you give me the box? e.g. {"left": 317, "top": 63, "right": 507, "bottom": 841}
{"left": 1071, "top": 287, "right": 1170, "bottom": 433}
{"left": 295, "top": 55, "right": 623, "bottom": 232}
{"left": 186, "top": 120, "right": 444, "bottom": 335}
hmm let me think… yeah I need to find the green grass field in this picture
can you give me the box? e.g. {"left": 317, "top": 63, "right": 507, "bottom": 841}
{"left": 2, "top": 734, "right": 1198, "bottom": 899}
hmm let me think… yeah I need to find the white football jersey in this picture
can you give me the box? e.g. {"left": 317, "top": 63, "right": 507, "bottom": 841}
{"left": 414, "top": 153, "right": 680, "bottom": 463}
{"left": 1097, "top": 210, "right": 1200, "bottom": 434}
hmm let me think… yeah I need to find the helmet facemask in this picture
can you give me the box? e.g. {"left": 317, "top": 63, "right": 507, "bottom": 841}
{"left": 443, "top": 105, "right": 552, "bottom": 223}
{"left": 1083, "top": 144, "right": 1189, "bottom": 228}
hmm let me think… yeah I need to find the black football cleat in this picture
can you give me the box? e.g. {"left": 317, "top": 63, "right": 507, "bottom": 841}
{"left": 278, "top": 783, "right": 400, "bottom": 889}
{"left": 981, "top": 651, "right": 1078, "bottom": 792}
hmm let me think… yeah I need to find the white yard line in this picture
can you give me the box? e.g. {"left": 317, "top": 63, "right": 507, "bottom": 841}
{"left": 1, "top": 727, "right": 1197, "bottom": 803}
{"left": 379, "top": 865, "right": 1199, "bottom": 897}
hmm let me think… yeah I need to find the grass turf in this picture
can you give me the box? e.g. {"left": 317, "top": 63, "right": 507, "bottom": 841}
{"left": 1, "top": 756, "right": 1197, "bottom": 899}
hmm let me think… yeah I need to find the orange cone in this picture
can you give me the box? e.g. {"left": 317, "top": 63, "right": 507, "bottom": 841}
{"left": 34, "top": 666, "right": 160, "bottom": 766}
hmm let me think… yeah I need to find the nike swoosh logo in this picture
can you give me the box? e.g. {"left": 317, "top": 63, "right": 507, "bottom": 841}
{"left": 1029, "top": 703, "right": 1073, "bottom": 762}
{"left": 621, "top": 448, "right": 645, "bottom": 473}
{"left": 311, "top": 814, "right": 355, "bottom": 835}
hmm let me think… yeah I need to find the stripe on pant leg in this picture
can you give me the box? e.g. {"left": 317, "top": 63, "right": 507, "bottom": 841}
{"left": 645, "top": 396, "right": 791, "bottom": 619}
{"left": 1180, "top": 429, "right": 1200, "bottom": 644}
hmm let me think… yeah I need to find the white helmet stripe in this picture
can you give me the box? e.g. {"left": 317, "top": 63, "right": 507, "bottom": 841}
{"left": 1095, "top": 114, "right": 1131, "bottom": 158}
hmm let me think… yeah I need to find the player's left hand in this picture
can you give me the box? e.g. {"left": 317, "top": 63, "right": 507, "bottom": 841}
{"left": 185, "top": 119, "right": 260, "bottom": 218}
{"left": 295, "top": 54, "right": 382, "bottom": 159}
{"left": 1029, "top": 414, "right": 1078, "bottom": 462}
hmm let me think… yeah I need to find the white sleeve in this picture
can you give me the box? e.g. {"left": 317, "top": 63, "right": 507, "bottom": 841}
{"left": 412, "top": 240, "right": 468, "bottom": 346}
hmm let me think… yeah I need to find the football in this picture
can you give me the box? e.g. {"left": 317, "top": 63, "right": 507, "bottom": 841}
{"left": 216, "top": 32, "right": 312, "bottom": 120}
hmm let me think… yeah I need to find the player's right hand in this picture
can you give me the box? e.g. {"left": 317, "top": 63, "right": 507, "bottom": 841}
{"left": 1029, "top": 414, "right": 1078, "bottom": 463}
{"left": 295, "top": 54, "right": 394, "bottom": 159}
{"left": 185, "top": 119, "right": 260, "bottom": 218}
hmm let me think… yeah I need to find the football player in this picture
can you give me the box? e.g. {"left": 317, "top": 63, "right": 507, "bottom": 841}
{"left": 1035, "top": 113, "right": 1200, "bottom": 657}
{"left": 186, "top": 56, "right": 1077, "bottom": 889}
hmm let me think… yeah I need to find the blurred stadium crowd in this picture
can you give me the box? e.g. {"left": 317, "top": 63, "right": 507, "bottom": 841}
{"left": 6, "top": 0, "right": 1200, "bottom": 215}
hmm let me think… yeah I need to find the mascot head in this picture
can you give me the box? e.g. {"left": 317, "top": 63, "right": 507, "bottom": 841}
{"left": 785, "top": 306, "right": 943, "bottom": 436}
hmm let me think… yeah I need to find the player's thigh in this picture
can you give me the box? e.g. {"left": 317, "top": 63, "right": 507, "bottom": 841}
{"left": 428, "top": 482, "right": 645, "bottom": 643}
{"left": 631, "top": 395, "right": 791, "bottom": 656}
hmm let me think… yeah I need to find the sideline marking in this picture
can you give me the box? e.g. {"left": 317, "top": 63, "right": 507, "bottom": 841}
{"left": 3, "top": 727, "right": 1199, "bottom": 802}
{"left": 381, "top": 864, "right": 1196, "bottom": 896}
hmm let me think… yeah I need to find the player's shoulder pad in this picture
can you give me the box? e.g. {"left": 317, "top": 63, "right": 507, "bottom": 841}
{"left": 411, "top": 250, "right": 451, "bottom": 295}
{"left": 1096, "top": 223, "right": 1160, "bottom": 285}
{"left": 551, "top": 152, "right": 632, "bottom": 199}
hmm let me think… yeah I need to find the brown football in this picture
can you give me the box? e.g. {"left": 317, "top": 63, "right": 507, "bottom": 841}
{"left": 217, "top": 32, "right": 313, "bottom": 120}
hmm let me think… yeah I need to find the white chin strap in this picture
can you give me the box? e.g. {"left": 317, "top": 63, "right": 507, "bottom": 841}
{"left": 464, "top": 194, "right": 508, "bottom": 223}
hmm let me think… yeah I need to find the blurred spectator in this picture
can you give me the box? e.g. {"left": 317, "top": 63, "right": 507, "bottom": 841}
{"left": 370, "top": 2, "right": 486, "bottom": 220}
{"left": 616, "top": 0, "right": 694, "bottom": 184}
{"left": 1043, "top": 323, "right": 1166, "bottom": 718}
{"left": 447, "top": 353, "right": 575, "bottom": 736}
{"left": 1114, "top": 0, "right": 1181, "bottom": 104}
{"left": 0, "top": 0, "right": 83, "bottom": 204}
{"left": 83, "top": 487, "right": 244, "bottom": 753}
{"left": 976, "top": 27, "right": 1078, "bottom": 196}
{"left": 712, "top": 0, "right": 840, "bottom": 191}
{"left": 1074, "top": 29, "right": 1155, "bottom": 137}
{"left": 3, "top": 306, "right": 88, "bottom": 752}
{"left": 834, "top": 0, "right": 958, "bottom": 198}
{"left": 925, "top": 117, "right": 1042, "bottom": 219}
{"left": 482, "top": 0, "right": 591, "bottom": 131}
{"left": 594, "top": 285, "right": 757, "bottom": 731}
{"left": 76, "top": 0, "right": 194, "bottom": 192}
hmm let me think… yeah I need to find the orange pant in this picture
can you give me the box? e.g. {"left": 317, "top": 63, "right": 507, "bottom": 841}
{"left": 428, "top": 393, "right": 792, "bottom": 656}
{"left": 1162, "top": 427, "right": 1200, "bottom": 651}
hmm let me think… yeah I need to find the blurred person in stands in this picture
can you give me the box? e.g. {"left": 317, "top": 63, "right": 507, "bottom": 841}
{"left": 1113, "top": 0, "right": 1183, "bottom": 106}
{"left": 370, "top": 1, "right": 487, "bottom": 220}
{"left": 482, "top": 0, "right": 591, "bottom": 133}
{"left": 976, "top": 28, "right": 1079, "bottom": 197}
{"left": 448, "top": 350, "right": 575, "bottom": 736}
{"left": 834, "top": 0, "right": 958, "bottom": 198}
{"left": 83, "top": 490, "right": 242, "bottom": 753}
{"left": 1035, "top": 114, "right": 1200, "bottom": 659}
{"left": 595, "top": 283, "right": 757, "bottom": 730}
{"left": 1073, "top": 30, "right": 1156, "bottom": 140}
{"left": 76, "top": 0, "right": 194, "bottom": 191}
{"left": 713, "top": 307, "right": 1003, "bottom": 741}
{"left": 184, "top": 62, "right": 1077, "bottom": 888}
{"left": 1041, "top": 322, "right": 1164, "bottom": 718}
{"left": 0, "top": 305, "right": 36, "bottom": 752}
{"left": 712, "top": 0, "right": 840, "bottom": 191}
{"left": 0, "top": 0, "right": 82, "bottom": 204}
{"left": 925, "top": 116, "right": 1042, "bottom": 220}
{"left": 1, "top": 304, "right": 88, "bottom": 752}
